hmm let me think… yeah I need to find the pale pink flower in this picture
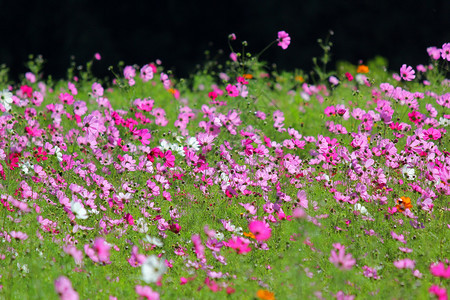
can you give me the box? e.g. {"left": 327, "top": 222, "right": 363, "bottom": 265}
{"left": 393, "top": 258, "right": 415, "bottom": 269}
{"left": 135, "top": 285, "right": 160, "bottom": 300}
{"left": 329, "top": 248, "right": 356, "bottom": 270}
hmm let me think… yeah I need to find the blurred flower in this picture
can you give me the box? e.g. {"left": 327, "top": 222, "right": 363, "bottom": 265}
{"left": 142, "top": 255, "right": 167, "bottom": 283}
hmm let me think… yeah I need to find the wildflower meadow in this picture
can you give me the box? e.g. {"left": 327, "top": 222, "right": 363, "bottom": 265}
{"left": 0, "top": 32, "right": 449, "bottom": 300}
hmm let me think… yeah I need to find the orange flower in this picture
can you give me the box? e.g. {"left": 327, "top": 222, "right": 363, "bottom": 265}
{"left": 257, "top": 289, "right": 275, "bottom": 300}
{"left": 357, "top": 65, "right": 369, "bottom": 73}
{"left": 243, "top": 74, "right": 253, "bottom": 79}
{"left": 243, "top": 232, "right": 256, "bottom": 239}
{"left": 295, "top": 75, "right": 305, "bottom": 83}
{"left": 396, "top": 196, "right": 413, "bottom": 212}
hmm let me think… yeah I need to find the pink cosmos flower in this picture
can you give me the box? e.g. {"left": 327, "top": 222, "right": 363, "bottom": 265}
{"left": 441, "top": 43, "right": 450, "bottom": 61}
{"left": 393, "top": 258, "right": 415, "bottom": 269}
{"left": 135, "top": 285, "right": 160, "bottom": 300}
{"left": 224, "top": 236, "right": 251, "bottom": 254}
{"left": 54, "top": 276, "right": 79, "bottom": 300}
{"left": 345, "top": 72, "right": 353, "bottom": 81}
{"left": 329, "top": 247, "right": 356, "bottom": 270}
{"left": 430, "top": 262, "right": 450, "bottom": 278}
{"left": 226, "top": 84, "right": 239, "bottom": 97}
{"left": 277, "top": 31, "right": 291, "bottom": 50}
{"left": 93, "top": 237, "right": 111, "bottom": 263}
{"left": 91, "top": 82, "right": 104, "bottom": 97}
{"left": 427, "top": 47, "right": 442, "bottom": 60}
{"left": 400, "top": 64, "right": 415, "bottom": 81}
{"left": 248, "top": 220, "right": 271, "bottom": 241}
{"left": 429, "top": 285, "right": 447, "bottom": 300}
{"left": 422, "top": 128, "right": 442, "bottom": 140}
{"left": 140, "top": 65, "right": 154, "bottom": 82}
{"left": 59, "top": 93, "right": 74, "bottom": 105}
{"left": 94, "top": 53, "right": 101, "bottom": 60}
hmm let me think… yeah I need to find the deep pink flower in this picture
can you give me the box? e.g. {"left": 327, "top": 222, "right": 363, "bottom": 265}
{"left": 422, "top": 128, "right": 442, "bottom": 140}
{"left": 226, "top": 84, "right": 239, "bottom": 97}
{"left": 59, "top": 93, "right": 74, "bottom": 105}
{"left": 277, "top": 31, "right": 291, "bottom": 50}
{"left": 400, "top": 64, "right": 415, "bottom": 81}
{"left": 430, "top": 262, "right": 450, "bottom": 278}
{"left": 429, "top": 285, "right": 447, "bottom": 300}
{"left": 248, "top": 220, "right": 271, "bottom": 241}
{"left": 345, "top": 72, "right": 353, "bottom": 81}
{"left": 224, "top": 236, "right": 251, "bottom": 254}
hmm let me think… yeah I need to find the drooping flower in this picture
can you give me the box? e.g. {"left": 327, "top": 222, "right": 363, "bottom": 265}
{"left": 277, "top": 31, "right": 291, "bottom": 50}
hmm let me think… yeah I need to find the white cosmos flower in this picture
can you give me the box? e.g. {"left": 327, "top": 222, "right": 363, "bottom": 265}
{"left": 186, "top": 137, "right": 200, "bottom": 151}
{"left": 215, "top": 231, "right": 224, "bottom": 241}
{"left": 159, "top": 140, "right": 171, "bottom": 152}
{"left": 354, "top": 203, "right": 371, "bottom": 217}
{"left": 438, "top": 117, "right": 449, "bottom": 127}
{"left": 142, "top": 255, "right": 167, "bottom": 283}
{"left": 135, "top": 218, "right": 149, "bottom": 233}
{"left": 144, "top": 235, "right": 163, "bottom": 247}
{"left": 401, "top": 165, "right": 416, "bottom": 181}
{"left": 20, "top": 161, "right": 33, "bottom": 175}
{"left": 0, "top": 89, "right": 13, "bottom": 111}
{"left": 170, "top": 143, "right": 185, "bottom": 157}
{"left": 54, "top": 146, "right": 63, "bottom": 162}
{"left": 71, "top": 201, "right": 88, "bottom": 219}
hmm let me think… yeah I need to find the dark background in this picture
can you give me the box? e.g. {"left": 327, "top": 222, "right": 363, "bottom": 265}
{"left": 1, "top": 0, "right": 449, "bottom": 81}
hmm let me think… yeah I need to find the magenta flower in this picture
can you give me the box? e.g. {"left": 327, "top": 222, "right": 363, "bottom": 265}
{"left": 429, "top": 285, "right": 447, "bottom": 300}
{"left": 345, "top": 72, "right": 353, "bottom": 81}
{"left": 422, "top": 128, "right": 442, "bottom": 140}
{"left": 329, "top": 248, "right": 356, "bottom": 270}
{"left": 226, "top": 84, "right": 239, "bottom": 97}
{"left": 277, "top": 31, "right": 291, "bottom": 50}
{"left": 430, "top": 262, "right": 450, "bottom": 279}
{"left": 224, "top": 236, "right": 251, "bottom": 254}
{"left": 248, "top": 220, "right": 272, "bottom": 241}
{"left": 400, "top": 64, "right": 415, "bottom": 81}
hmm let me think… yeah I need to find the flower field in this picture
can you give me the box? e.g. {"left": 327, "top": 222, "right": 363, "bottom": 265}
{"left": 0, "top": 33, "right": 449, "bottom": 299}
